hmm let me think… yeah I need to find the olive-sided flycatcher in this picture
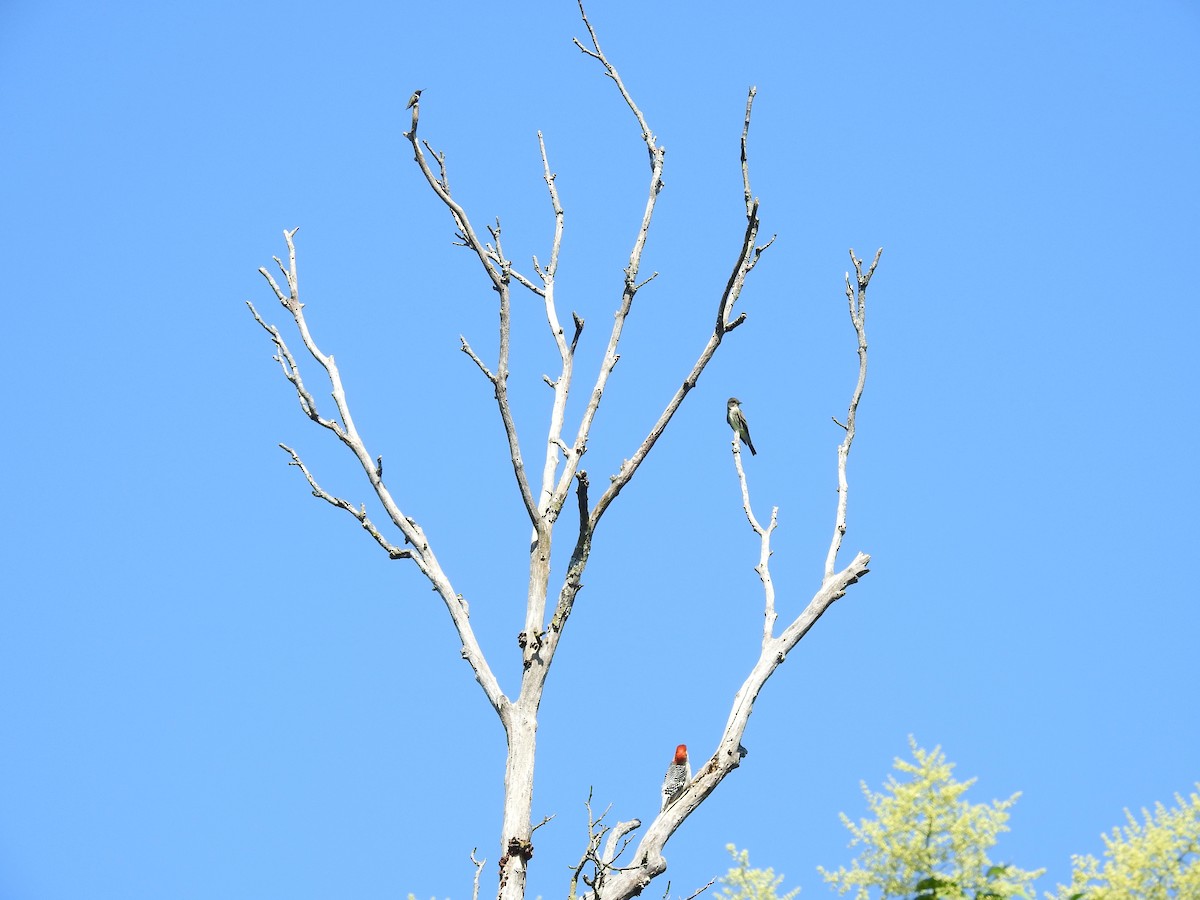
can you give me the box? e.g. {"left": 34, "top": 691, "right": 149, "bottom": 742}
{"left": 726, "top": 397, "right": 757, "bottom": 455}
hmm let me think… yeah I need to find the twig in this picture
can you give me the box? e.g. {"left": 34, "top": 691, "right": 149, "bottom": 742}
{"left": 569, "top": 789, "right": 644, "bottom": 900}
{"left": 461, "top": 336, "right": 496, "bottom": 380}
{"left": 278, "top": 444, "right": 413, "bottom": 561}
{"left": 569, "top": 790, "right": 610, "bottom": 900}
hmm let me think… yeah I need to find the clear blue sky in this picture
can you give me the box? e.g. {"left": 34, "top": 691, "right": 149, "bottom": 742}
{"left": 2, "top": 1, "right": 1198, "bottom": 898}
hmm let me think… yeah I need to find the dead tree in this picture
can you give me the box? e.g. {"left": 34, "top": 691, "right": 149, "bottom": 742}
{"left": 246, "top": 4, "right": 880, "bottom": 900}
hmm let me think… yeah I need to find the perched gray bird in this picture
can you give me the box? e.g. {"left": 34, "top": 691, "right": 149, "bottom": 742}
{"left": 726, "top": 397, "right": 757, "bottom": 455}
{"left": 375, "top": 455, "right": 383, "bottom": 478}
{"left": 406, "top": 89, "right": 423, "bottom": 109}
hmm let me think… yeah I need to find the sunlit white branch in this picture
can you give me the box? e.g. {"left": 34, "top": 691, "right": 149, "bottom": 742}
{"left": 248, "top": 230, "right": 508, "bottom": 720}
{"left": 730, "top": 444, "right": 781, "bottom": 641}
{"left": 823, "top": 247, "right": 881, "bottom": 579}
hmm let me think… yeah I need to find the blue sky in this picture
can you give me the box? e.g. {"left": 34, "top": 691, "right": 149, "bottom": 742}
{"left": 2, "top": 1, "right": 1198, "bottom": 898}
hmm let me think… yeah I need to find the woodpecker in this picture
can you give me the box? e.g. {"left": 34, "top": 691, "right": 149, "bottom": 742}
{"left": 726, "top": 397, "right": 757, "bottom": 455}
{"left": 661, "top": 744, "right": 691, "bottom": 811}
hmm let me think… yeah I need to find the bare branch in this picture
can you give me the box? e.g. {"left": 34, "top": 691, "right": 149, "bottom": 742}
{"left": 823, "top": 247, "right": 881, "bottom": 579}
{"left": 249, "top": 231, "right": 509, "bottom": 720}
{"left": 634, "top": 271, "right": 659, "bottom": 291}
{"left": 461, "top": 335, "right": 496, "bottom": 380}
{"left": 258, "top": 267, "right": 288, "bottom": 306}
{"left": 279, "top": 443, "right": 415, "bottom": 561}
{"left": 508, "top": 266, "right": 545, "bottom": 297}
{"left": 724, "top": 311, "right": 748, "bottom": 333}
{"left": 403, "top": 107, "right": 540, "bottom": 526}
{"left": 246, "top": 301, "right": 334, "bottom": 429}
{"left": 421, "top": 140, "right": 450, "bottom": 191}
{"left": 740, "top": 89, "right": 757, "bottom": 211}
{"left": 538, "top": 131, "right": 566, "bottom": 283}
{"left": 573, "top": 1, "right": 658, "bottom": 159}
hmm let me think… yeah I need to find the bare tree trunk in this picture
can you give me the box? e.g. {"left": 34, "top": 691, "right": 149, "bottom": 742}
{"left": 498, "top": 703, "right": 537, "bottom": 900}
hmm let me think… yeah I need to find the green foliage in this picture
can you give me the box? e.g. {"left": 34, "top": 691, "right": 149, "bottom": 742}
{"left": 717, "top": 844, "right": 802, "bottom": 900}
{"left": 1048, "top": 785, "right": 1200, "bottom": 900}
{"left": 817, "top": 737, "right": 1043, "bottom": 900}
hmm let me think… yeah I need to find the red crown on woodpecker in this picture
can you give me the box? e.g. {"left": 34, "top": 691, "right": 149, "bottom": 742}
{"left": 673, "top": 744, "right": 688, "bottom": 764}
